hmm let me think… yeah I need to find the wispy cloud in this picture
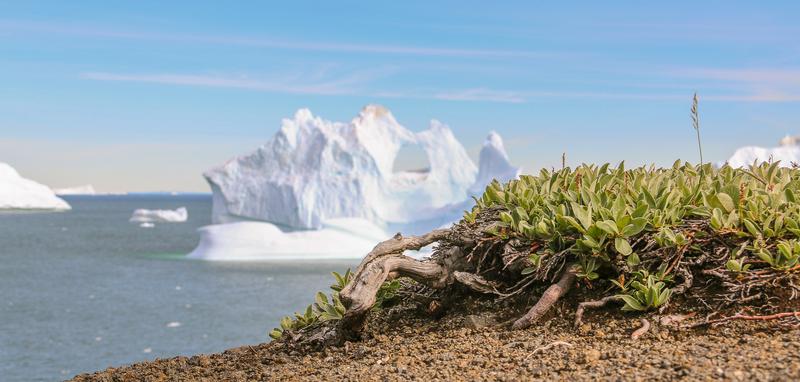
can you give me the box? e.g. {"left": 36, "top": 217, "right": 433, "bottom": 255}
{"left": 81, "top": 70, "right": 381, "bottom": 96}
{"left": 677, "top": 68, "right": 800, "bottom": 84}
{"left": 84, "top": 67, "right": 800, "bottom": 104}
{"left": 79, "top": 71, "right": 697, "bottom": 103}
{"left": 1, "top": 20, "right": 557, "bottom": 59}
{"left": 434, "top": 88, "right": 526, "bottom": 103}
{"left": 669, "top": 67, "right": 800, "bottom": 102}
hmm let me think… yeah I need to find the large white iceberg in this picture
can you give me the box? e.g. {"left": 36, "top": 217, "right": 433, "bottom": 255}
{"left": 190, "top": 105, "right": 520, "bottom": 260}
{"left": 0, "top": 162, "right": 71, "bottom": 211}
{"left": 724, "top": 135, "right": 800, "bottom": 168}
{"left": 206, "top": 105, "right": 516, "bottom": 229}
{"left": 53, "top": 184, "right": 96, "bottom": 195}
{"left": 129, "top": 207, "right": 188, "bottom": 223}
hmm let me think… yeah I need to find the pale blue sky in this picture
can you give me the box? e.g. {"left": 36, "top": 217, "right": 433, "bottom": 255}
{"left": 1, "top": 1, "right": 799, "bottom": 191}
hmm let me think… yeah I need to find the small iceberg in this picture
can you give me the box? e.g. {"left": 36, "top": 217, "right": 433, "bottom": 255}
{"left": 52, "top": 184, "right": 96, "bottom": 195}
{"left": 129, "top": 207, "right": 188, "bottom": 223}
{"left": 139, "top": 222, "right": 155, "bottom": 228}
{"left": 0, "top": 162, "right": 71, "bottom": 211}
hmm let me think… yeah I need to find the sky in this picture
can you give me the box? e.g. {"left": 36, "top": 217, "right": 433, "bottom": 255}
{"left": 1, "top": 1, "right": 800, "bottom": 192}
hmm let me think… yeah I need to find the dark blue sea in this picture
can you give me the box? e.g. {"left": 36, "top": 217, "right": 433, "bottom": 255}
{"left": 0, "top": 194, "right": 357, "bottom": 381}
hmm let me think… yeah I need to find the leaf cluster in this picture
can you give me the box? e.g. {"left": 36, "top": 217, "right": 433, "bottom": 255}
{"left": 469, "top": 160, "right": 800, "bottom": 312}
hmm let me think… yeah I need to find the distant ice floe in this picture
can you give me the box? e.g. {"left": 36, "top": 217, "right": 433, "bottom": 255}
{"left": 129, "top": 207, "right": 188, "bottom": 224}
{"left": 139, "top": 222, "right": 155, "bottom": 228}
{"left": 0, "top": 162, "right": 71, "bottom": 211}
{"left": 723, "top": 135, "right": 800, "bottom": 168}
{"left": 189, "top": 105, "right": 520, "bottom": 261}
{"left": 52, "top": 184, "right": 96, "bottom": 195}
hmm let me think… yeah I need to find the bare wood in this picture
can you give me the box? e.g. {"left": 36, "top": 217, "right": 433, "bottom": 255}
{"left": 351, "top": 229, "right": 451, "bottom": 276}
{"left": 631, "top": 318, "right": 650, "bottom": 340}
{"left": 574, "top": 295, "right": 623, "bottom": 327}
{"left": 511, "top": 265, "right": 577, "bottom": 330}
{"left": 526, "top": 341, "right": 573, "bottom": 359}
{"left": 339, "top": 230, "right": 455, "bottom": 334}
{"left": 689, "top": 311, "right": 800, "bottom": 328}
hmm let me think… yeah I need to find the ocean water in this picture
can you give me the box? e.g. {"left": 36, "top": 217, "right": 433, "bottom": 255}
{"left": 0, "top": 195, "right": 358, "bottom": 381}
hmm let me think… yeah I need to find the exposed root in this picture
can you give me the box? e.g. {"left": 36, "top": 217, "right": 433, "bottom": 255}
{"left": 512, "top": 265, "right": 577, "bottom": 330}
{"left": 527, "top": 341, "right": 573, "bottom": 358}
{"left": 631, "top": 318, "right": 650, "bottom": 340}
{"left": 339, "top": 230, "right": 453, "bottom": 336}
{"left": 574, "top": 295, "right": 622, "bottom": 327}
{"left": 688, "top": 311, "right": 800, "bottom": 328}
{"left": 453, "top": 271, "right": 505, "bottom": 295}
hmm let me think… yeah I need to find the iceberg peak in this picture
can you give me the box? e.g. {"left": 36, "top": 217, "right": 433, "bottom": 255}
{"left": 470, "top": 131, "right": 521, "bottom": 194}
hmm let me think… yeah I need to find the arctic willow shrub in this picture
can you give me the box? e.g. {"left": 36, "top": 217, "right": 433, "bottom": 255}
{"left": 269, "top": 269, "right": 402, "bottom": 340}
{"left": 469, "top": 160, "right": 800, "bottom": 311}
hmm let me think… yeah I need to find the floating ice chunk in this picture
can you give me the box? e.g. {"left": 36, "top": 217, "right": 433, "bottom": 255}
{"left": 0, "top": 162, "right": 71, "bottom": 211}
{"left": 52, "top": 184, "right": 96, "bottom": 195}
{"left": 143, "top": 348, "right": 152, "bottom": 353}
{"left": 139, "top": 222, "right": 155, "bottom": 228}
{"left": 166, "top": 321, "right": 181, "bottom": 328}
{"left": 187, "top": 218, "right": 391, "bottom": 261}
{"left": 129, "top": 207, "right": 188, "bottom": 223}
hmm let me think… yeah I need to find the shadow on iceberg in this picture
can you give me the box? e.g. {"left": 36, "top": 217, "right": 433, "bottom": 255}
{"left": 189, "top": 105, "right": 520, "bottom": 261}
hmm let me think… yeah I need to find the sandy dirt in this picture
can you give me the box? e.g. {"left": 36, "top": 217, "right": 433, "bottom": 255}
{"left": 71, "top": 295, "right": 799, "bottom": 382}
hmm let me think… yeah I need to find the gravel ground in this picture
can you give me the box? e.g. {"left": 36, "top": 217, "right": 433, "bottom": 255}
{"left": 71, "top": 297, "right": 799, "bottom": 382}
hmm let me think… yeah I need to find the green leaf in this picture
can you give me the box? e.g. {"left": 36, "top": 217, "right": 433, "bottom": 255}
{"left": 618, "top": 294, "right": 645, "bottom": 311}
{"left": 716, "top": 192, "right": 735, "bottom": 213}
{"left": 743, "top": 219, "right": 760, "bottom": 237}
{"left": 626, "top": 252, "right": 641, "bottom": 267}
{"left": 622, "top": 218, "right": 647, "bottom": 237}
{"left": 614, "top": 237, "right": 633, "bottom": 256}
{"left": 596, "top": 220, "right": 619, "bottom": 236}
{"left": 570, "top": 202, "right": 593, "bottom": 231}
{"left": 269, "top": 328, "right": 283, "bottom": 340}
{"left": 315, "top": 291, "right": 329, "bottom": 307}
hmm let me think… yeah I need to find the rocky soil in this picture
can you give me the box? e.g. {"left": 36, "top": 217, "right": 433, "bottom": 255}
{"left": 71, "top": 295, "right": 799, "bottom": 382}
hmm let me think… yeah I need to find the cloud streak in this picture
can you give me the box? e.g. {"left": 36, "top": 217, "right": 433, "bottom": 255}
{"left": 1, "top": 20, "right": 557, "bottom": 59}
{"left": 669, "top": 67, "right": 800, "bottom": 102}
{"left": 85, "top": 70, "right": 800, "bottom": 104}
{"left": 82, "top": 72, "right": 361, "bottom": 96}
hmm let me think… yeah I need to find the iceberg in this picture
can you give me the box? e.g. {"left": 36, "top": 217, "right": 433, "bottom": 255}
{"left": 190, "top": 105, "right": 520, "bottom": 260}
{"left": 53, "top": 185, "right": 96, "bottom": 195}
{"left": 0, "top": 162, "right": 71, "bottom": 211}
{"left": 129, "top": 207, "right": 188, "bottom": 223}
{"left": 723, "top": 135, "right": 800, "bottom": 168}
{"left": 205, "top": 105, "right": 517, "bottom": 229}
{"left": 187, "top": 218, "right": 389, "bottom": 261}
